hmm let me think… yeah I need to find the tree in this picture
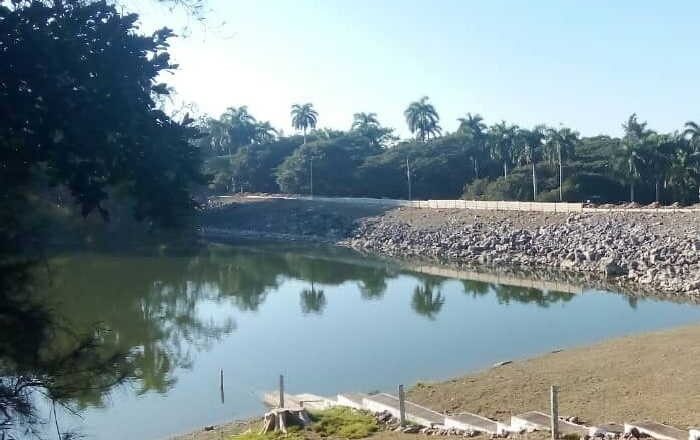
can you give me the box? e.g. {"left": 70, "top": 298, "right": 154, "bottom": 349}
{"left": 488, "top": 121, "right": 519, "bottom": 180}
{"left": 545, "top": 127, "right": 580, "bottom": 201}
{"left": 457, "top": 113, "right": 487, "bottom": 177}
{"left": 620, "top": 114, "right": 651, "bottom": 202}
{"left": 291, "top": 103, "right": 318, "bottom": 144}
{"left": 351, "top": 112, "right": 396, "bottom": 148}
{"left": 0, "top": 0, "right": 205, "bottom": 229}
{"left": 404, "top": 96, "right": 441, "bottom": 141}
{"left": 518, "top": 126, "right": 546, "bottom": 200}
{"left": 0, "top": 0, "right": 207, "bottom": 434}
{"left": 254, "top": 121, "right": 278, "bottom": 144}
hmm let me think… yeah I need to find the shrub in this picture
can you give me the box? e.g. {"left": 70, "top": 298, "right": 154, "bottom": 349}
{"left": 310, "top": 407, "right": 379, "bottom": 439}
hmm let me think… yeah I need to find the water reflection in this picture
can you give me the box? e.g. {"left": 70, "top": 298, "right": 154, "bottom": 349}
{"left": 411, "top": 277, "right": 446, "bottom": 319}
{"left": 1, "top": 242, "right": 595, "bottom": 436}
{"left": 40, "top": 244, "right": 586, "bottom": 398}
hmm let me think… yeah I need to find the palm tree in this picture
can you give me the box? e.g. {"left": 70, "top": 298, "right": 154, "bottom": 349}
{"left": 545, "top": 127, "right": 580, "bottom": 201}
{"left": 621, "top": 114, "right": 651, "bottom": 202}
{"left": 518, "top": 125, "right": 546, "bottom": 201}
{"left": 253, "top": 121, "right": 277, "bottom": 144}
{"left": 221, "top": 106, "right": 258, "bottom": 152}
{"left": 457, "top": 113, "right": 487, "bottom": 177}
{"left": 291, "top": 103, "right": 318, "bottom": 144}
{"left": 206, "top": 117, "right": 232, "bottom": 156}
{"left": 682, "top": 121, "right": 700, "bottom": 150}
{"left": 351, "top": 112, "right": 380, "bottom": 131}
{"left": 645, "top": 133, "right": 675, "bottom": 203}
{"left": 404, "top": 96, "right": 441, "bottom": 141}
{"left": 351, "top": 112, "right": 393, "bottom": 148}
{"left": 488, "top": 121, "right": 519, "bottom": 180}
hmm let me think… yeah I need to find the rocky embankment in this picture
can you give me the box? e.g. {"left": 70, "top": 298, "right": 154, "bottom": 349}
{"left": 343, "top": 211, "right": 700, "bottom": 297}
{"left": 202, "top": 197, "right": 700, "bottom": 297}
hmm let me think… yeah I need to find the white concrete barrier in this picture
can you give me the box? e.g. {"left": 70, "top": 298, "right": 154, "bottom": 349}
{"left": 233, "top": 195, "right": 699, "bottom": 214}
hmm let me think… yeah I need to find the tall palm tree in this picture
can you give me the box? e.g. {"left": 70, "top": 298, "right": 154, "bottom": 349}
{"left": 545, "top": 127, "right": 580, "bottom": 201}
{"left": 404, "top": 96, "right": 441, "bottom": 141}
{"left": 518, "top": 125, "right": 546, "bottom": 201}
{"left": 488, "top": 121, "right": 519, "bottom": 180}
{"left": 290, "top": 103, "right": 318, "bottom": 144}
{"left": 457, "top": 113, "right": 487, "bottom": 177}
{"left": 621, "top": 114, "right": 651, "bottom": 202}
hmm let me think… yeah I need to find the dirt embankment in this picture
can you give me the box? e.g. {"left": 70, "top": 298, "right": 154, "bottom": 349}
{"left": 408, "top": 324, "right": 700, "bottom": 429}
{"left": 201, "top": 196, "right": 700, "bottom": 299}
{"left": 171, "top": 324, "right": 700, "bottom": 440}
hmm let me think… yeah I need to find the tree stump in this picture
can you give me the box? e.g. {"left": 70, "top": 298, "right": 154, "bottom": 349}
{"left": 259, "top": 408, "right": 311, "bottom": 434}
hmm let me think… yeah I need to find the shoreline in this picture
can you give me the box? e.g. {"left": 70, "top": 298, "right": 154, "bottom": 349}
{"left": 168, "top": 323, "right": 700, "bottom": 440}
{"left": 200, "top": 196, "right": 700, "bottom": 299}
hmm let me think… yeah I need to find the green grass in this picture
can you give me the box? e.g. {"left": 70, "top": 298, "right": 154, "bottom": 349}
{"left": 232, "top": 426, "right": 304, "bottom": 440}
{"left": 309, "top": 407, "right": 379, "bottom": 439}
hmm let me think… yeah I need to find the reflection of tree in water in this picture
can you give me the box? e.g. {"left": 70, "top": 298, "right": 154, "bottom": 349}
{"left": 300, "top": 285, "right": 326, "bottom": 314}
{"left": 0, "top": 261, "right": 136, "bottom": 438}
{"left": 359, "top": 276, "right": 387, "bottom": 300}
{"left": 461, "top": 279, "right": 491, "bottom": 297}
{"left": 491, "top": 285, "right": 575, "bottom": 307}
{"left": 461, "top": 277, "right": 575, "bottom": 307}
{"left": 2, "top": 244, "right": 404, "bottom": 434}
{"left": 411, "top": 277, "right": 446, "bottom": 319}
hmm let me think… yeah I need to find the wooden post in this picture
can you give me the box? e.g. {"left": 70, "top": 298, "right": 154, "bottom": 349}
{"left": 550, "top": 385, "right": 559, "bottom": 440}
{"left": 279, "top": 375, "right": 285, "bottom": 408}
{"left": 398, "top": 384, "right": 406, "bottom": 427}
{"left": 220, "top": 369, "right": 225, "bottom": 404}
{"left": 406, "top": 158, "right": 412, "bottom": 201}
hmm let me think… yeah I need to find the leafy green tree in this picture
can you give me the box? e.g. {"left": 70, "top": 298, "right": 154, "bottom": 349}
{"left": 404, "top": 96, "right": 441, "bottom": 141}
{"left": 291, "top": 103, "right": 319, "bottom": 144}
{"left": 1, "top": 0, "right": 205, "bottom": 229}
{"left": 517, "top": 126, "right": 546, "bottom": 200}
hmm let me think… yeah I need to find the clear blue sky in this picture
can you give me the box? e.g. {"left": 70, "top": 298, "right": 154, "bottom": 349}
{"left": 134, "top": 0, "right": 700, "bottom": 138}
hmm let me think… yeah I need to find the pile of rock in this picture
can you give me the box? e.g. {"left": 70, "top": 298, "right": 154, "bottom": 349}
{"left": 344, "top": 213, "right": 700, "bottom": 297}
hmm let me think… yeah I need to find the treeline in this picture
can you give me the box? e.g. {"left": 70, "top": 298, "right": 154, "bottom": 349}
{"left": 198, "top": 101, "right": 700, "bottom": 205}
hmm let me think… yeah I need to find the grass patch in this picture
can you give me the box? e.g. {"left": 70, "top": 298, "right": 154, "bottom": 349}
{"left": 232, "top": 426, "right": 304, "bottom": 440}
{"left": 309, "top": 407, "right": 379, "bottom": 439}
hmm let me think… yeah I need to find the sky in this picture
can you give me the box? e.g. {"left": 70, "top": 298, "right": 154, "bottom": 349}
{"left": 132, "top": 0, "right": 700, "bottom": 138}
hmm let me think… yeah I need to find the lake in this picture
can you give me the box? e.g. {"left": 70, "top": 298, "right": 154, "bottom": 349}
{"left": 42, "top": 241, "right": 700, "bottom": 440}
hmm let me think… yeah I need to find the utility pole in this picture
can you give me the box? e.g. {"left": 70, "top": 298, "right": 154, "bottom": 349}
{"left": 406, "top": 157, "right": 412, "bottom": 201}
{"left": 310, "top": 157, "right": 314, "bottom": 198}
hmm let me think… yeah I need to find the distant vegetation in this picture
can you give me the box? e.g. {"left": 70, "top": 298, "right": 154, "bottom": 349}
{"left": 200, "top": 101, "right": 700, "bottom": 205}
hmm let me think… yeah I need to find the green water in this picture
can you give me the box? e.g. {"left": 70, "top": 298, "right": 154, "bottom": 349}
{"left": 37, "top": 241, "right": 700, "bottom": 439}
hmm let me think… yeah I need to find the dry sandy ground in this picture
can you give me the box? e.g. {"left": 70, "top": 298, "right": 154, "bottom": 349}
{"left": 170, "top": 324, "right": 700, "bottom": 440}
{"left": 408, "top": 324, "right": 700, "bottom": 429}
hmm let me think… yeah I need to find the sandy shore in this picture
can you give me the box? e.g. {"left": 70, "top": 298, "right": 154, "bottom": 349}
{"left": 169, "top": 324, "right": 700, "bottom": 439}
{"left": 408, "top": 323, "right": 700, "bottom": 429}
